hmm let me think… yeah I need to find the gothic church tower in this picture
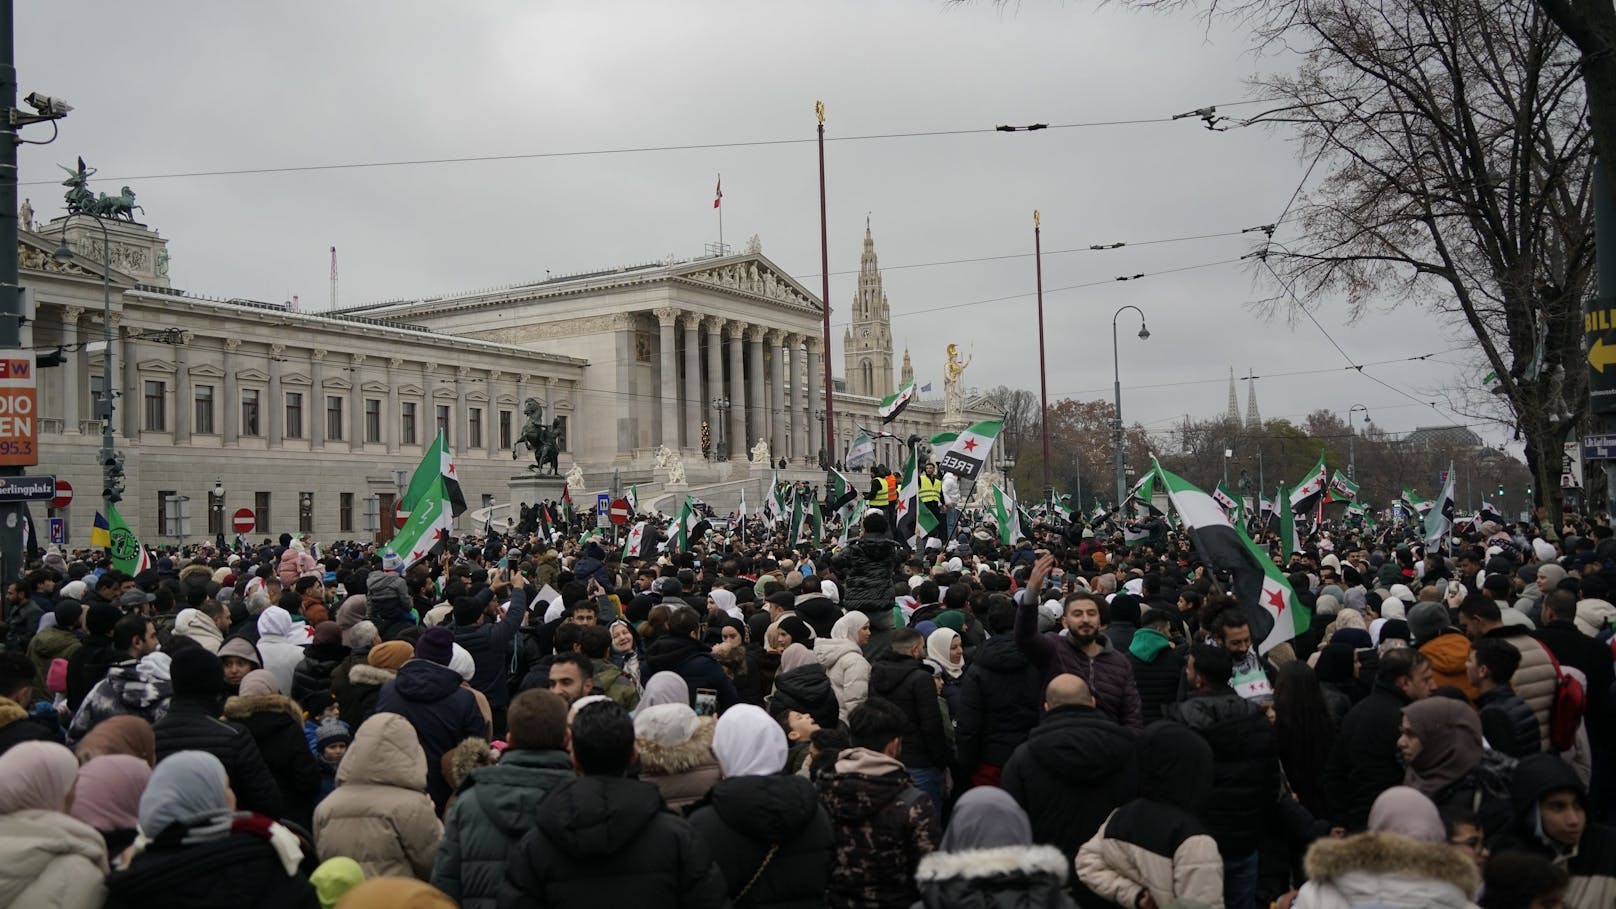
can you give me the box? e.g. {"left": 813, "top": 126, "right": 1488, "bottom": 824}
{"left": 843, "top": 223, "right": 895, "bottom": 398}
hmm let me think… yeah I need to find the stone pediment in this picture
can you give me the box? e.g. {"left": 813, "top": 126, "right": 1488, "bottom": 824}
{"left": 282, "top": 372, "right": 312, "bottom": 387}
{"left": 189, "top": 363, "right": 225, "bottom": 379}
{"left": 323, "top": 376, "right": 353, "bottom": 391}
{"left": 136, "top": 359, "right": 177, "bottom": 374}
{"left": 671, "top": 256, "right": 820, "bottom": 311}
{"left": 237, "top": 367, "right": 269, "bottom": 383}
{"left": 398, "top": 383, "right": 423, "bottom": 396}
{"left": 18, "top": 235, "right": 126, "bottom": 283}
{"left": 361, "top": 380, "right": 391, "bottom": 394}
{"left": 467, "top": 390, "right": 489, "bottom": 404}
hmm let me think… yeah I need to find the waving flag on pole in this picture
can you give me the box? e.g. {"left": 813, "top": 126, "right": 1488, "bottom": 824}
{"left": 934, "top": 419, "right": 1004, "bottom": 481}
{"left": 626, "top": 485, "right": 639, "bottom": 515}
{"left": 845, "top": 433, "right": 876, "bottom": 471}
{"left": 1153, "top": 460, "right": 1306, "bottom": 655}
{"left": 1425, "top": 465, "right": 1456, "bottom": 556}
{"left": 399, "top": 430, "right": 467, "bottom": 522}
{"left": 91, "top": 511, "right": 111, "bottom": 548}
{"left": 670, "top": 496, "right": 704, "bottom": 551}
{"left": 1279, "top": 484, "right": 1299, "bottom": 563}
{"left": 385, "top": 475, "right": 454, "bottom": 569}
{"left": 713, "top": 176, "right": 722, "bottom": 209}
{"left": 103, "top": 504, "right": 151, "bottom": 575}
{"left": 1212, "top": 482, "right": 1240, "bottom": 514}
{"left": 990, "top": 483, "right": 1021, "bottom": 545}
{"left": 1289, "top": 453, "right": 1327, "bottom": 515}
{"left": 1327, "top": 470, "right": 1360, "bottom": 503}
{"left": 877, "top": 380, "right": 917, "bottom": 423}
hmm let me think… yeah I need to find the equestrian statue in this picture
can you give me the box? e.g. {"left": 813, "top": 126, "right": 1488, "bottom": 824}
{"left": 513, "top": 398, "right": 564, "bottom": 475}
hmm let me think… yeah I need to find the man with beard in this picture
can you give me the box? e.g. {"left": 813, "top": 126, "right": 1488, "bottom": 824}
{"left": 1014, "top": 554, "right": 1143, "bottom": 730}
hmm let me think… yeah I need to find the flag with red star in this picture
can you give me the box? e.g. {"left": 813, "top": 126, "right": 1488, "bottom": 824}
{"left": 1152, "top": 459, "right": 1307, "bottom": 655}
{"left": 934, "top": 419, "right": 1003, "bottom": 481}
{"left": 1288, "top": 453, "right": 1328, "bottom": 516}
{"left": 399, "top": 430, "right": 467, "bottom": 520}
{"left": 385, "top": 474, "right": 454, "bottom": 570}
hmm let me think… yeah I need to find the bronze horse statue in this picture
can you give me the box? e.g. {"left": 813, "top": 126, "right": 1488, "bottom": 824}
{"left": 513, "top": 398, "right": 563, "bottom": 475}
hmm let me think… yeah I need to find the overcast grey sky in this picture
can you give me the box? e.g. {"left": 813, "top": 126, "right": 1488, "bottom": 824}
{"left": 16, "top": 0, "right": 1495, "bottom": 454}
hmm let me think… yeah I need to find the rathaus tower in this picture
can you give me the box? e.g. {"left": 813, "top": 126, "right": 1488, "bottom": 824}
{"left": 843, "top": 223, "right": 895, "bottom": 399}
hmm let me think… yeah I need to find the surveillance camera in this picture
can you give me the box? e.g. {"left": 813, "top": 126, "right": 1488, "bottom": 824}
{"left": 24, "top": 92, "right": 72, "bottom": 117}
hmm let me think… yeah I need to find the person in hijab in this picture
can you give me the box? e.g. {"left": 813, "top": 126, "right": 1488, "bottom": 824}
{"left": 608, "top": 619, "right": 643, "bottom": 687}
{"left": 75, "top": 714, "right": 156, "bottom": 766}
{"left": 768, "top": 643, "right": 840, "bottom": 733}
{"left": 918, "top": 786, "right": 1075, "bottom": 908}
{"left": 1289, "top": 783, "right": 1481, "bottom": 909}
{"left": 107, "top": 751, "right": 318, "bottom": 907}
{"left": 69, "top": 753, "right": 151, "bottom": 857}
{"left": 707, "top": 588, "right": 742, "bottom": 622}
{"left": 924, "top": 626, "right": 966, "bottom": 718}
{"left": 711, "top": 615, "right": 769, "bottom": 707}
{"left": 688, "top": 704, "right": 834, "bottom": 906}
{"left": 815, "top": 611, "right": 872, "bottom": 724}
{"left": 1398, "top": 696, "right": 1510, "bottom": 839}
{"left": 0, "top": 741, "right": 108, "bottom": 908}
{"left": 636, "top": 670, "right": 691, "bottom": 715}
{"left": 634, "top": 702, "right": 721, "bottom": 812}
{"left": 255, "top": 606, "right": 307, "bottom": 695}
{"left": 1078, "top": 722, "right": 1222, "bottom": 909}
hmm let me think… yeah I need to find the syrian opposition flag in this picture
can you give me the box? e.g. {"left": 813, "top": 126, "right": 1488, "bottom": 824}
{"left": 669, "top": 496, "right": 705, "bottom": 551}
{"left": 1479, "top": 501, "right": 1504, "bottom": 524}
{"left": 1402, "top": 488, "right": 1435, "bottom": 514}
{"left": 894, "top": 446, "right": 939, "bottom": 541}
{"left": 838, "top": 498, "right": 867, "bottom": 547}
{"left": 877, "top": 380, "right": 917, "bottom": 424}
{"left": 386, "top": 475, "right": 454, "bottom": 569}
{"left": 626, "top": 485, "right": 639, "bottom": 515}
{"left": 1052, "top": 495, "right": 1073, "bottom": 524}
{"left": 934, "top": 419, "right": 1003, "bottom": 481}
{"left": 1289, "top": 454, "right": 1327, "bottom": 515}
{"left": 399, "top": 430, "right": 467, "bottom": 522}
{"left": 845, "top": 433, "right": 876, "bottom": 471}
{"left": 1154, "top": 461, "right": 1306, "bottom": 655}
{"left": 1123, "top": 523, "right": 1151, "bottom": 547}
{"left": 1425, "top": 464, "right": 1457, "bottom": 555}
{"left": 1279, "top": 483, "right": 1299, "bottom": 563}
{"left": 625, "top": 520, "right": 653, "bottom": 559}
{"left": 1327, "top": 470, "right": 1360, "bottom": 503}
{"left": 1090, "top": 502, "right": 1109, "bottom": 524}
{"left": 990, "top": 483, "right": 1021, "bottom": 545}
{"left": 1483, "top": 369, "right": 1505, "bottom": 395}
{"left": 763, "top": 471, "right": 788, "bottom": 526}
{"left": 1212, "top": 481, "right": 1240, "bottom": 514}
{"left": 1126, "top": 471, "right": 1163, "bottom": 517}
{"left": 828, "top": 468, "right": 860, "bottom": 514}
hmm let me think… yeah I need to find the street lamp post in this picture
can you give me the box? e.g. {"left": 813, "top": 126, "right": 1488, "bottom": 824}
{"left": 1034, "top": 210, "right": 1051, "bottom": 505}
{"left": 1111, "top": 306, "right": 1150, "bottom": 507}
{"left": 1347, "top": 404, "right": 1369, "bottom": 481}
{"left": 712, "top": 396, "right": 731, "bottom": 462}
{"left": 53, "top": 215, "right": 119, "bottom": 512}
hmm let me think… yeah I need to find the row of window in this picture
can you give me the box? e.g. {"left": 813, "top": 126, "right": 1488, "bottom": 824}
{"left": 164, "top": 490, "right": 394, "bottom": 538}
{"left": 135, "top": 381, "right": 558, "bottom": 450}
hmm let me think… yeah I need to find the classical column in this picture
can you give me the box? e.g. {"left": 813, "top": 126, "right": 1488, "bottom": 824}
{"left": 806, "top": 338, "right": 822, "bottom": 465}
{"left": 382, "top": 355, "right": 399, "bottom": 449}
{"left": 680, "top": 313, "right": 702, "bottom": 451}
{"left": 454, "top": 366, "right": 470, "bottom": 453}
{"left": 121, "top": 324, "right": 139, "bottom": 440}
{"left": 60, "top": 307, "right": 82, "bottom": 434}
{"left": 790, "top": 336, "right": 808, "bottom": 461}
{"left": 310, "top": 349, "right": 326, "bottom": 447}
{"left": 726, "top": 322, "right": 745, "bottom": 459}
{"left": 174, "top": 332, "right": 193, "bottom": 444}
{"left": 704, "top": 316, "right": 725, "bottom": 448}
{"left": 268, "top": 343, "right": 285, "bottom": 448}
{"left": 486, "top": 371, "right": 501, "bottom": 459}
{"left": 767, "top": 329, "right": 785, "bottom": 460}
{"left": 745, "top": 325, "right": 765, "bottom": 459}
{"left": 350, "top": 354, "right": 365, "bottom": 452}
{"left": 222, "top": 339, "right": 240, "bottom": 445}
{"left": 610, "top": 313, "right": 638, "bottom": 455}
{"left": 655, "top": 307, "right": 680, "bottom": 450}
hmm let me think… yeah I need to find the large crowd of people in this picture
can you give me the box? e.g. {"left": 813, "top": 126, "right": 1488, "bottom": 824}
{"left": 1, "top": 492, "right": 1614, "bottom": 909}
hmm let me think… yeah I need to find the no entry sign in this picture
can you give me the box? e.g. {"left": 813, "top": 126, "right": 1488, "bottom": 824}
{"left": 232, "top": 507, "right": 256, "bottom": 534}
{"left": 51, "top": 479, "right": 73, "bottom": 510}
{"left": 0, "top": 351, "right": 38, "bottom": 467}
{"left": 608, "top": 498, "right": 631, "bottom": 525}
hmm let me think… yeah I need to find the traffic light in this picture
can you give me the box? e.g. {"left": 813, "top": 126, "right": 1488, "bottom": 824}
{"left": 1496, "top": 485, "right": 1504, "bottom": 497}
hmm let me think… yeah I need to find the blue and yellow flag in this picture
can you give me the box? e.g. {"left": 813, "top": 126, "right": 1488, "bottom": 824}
{"left": 91, "top": 511, "right": 111, "bottom": 548}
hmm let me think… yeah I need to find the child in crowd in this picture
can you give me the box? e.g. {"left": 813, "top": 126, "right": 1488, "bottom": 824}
{"left": 302, "top": 690, "right": 341, "bottom": 754}
{"left": 781, "top": 708, "right": 820, "bottom": 773}
{"left": 314, "top": 717, "right": 352, "bottom": 801}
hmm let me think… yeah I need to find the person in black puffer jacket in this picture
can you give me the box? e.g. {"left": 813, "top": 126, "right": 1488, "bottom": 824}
{"left": 365, "top": 571, "right": 415, "bottom": 641}
{"left": 290, "top": 621, "right": 348, "bottom": 706}
{"left": 373, "top": 627, "right": 489, "bottom": 811}
{"left": 151, "top": 647, "right": 284, "bottom": 821}
{"left": 1128, "top": 609, "right": 1186, "bottom": 723}
{"left": 641, "top": 606, "right": 739, "bottom": 711}
{"left": 767, "top": 646, "right": 841, "bottom": 732}
{"left": 915, "top": 787, "right": 1076, "bottom": 909}
{"left": 500, "top": 701, "right": 727, "bottom": 908}
{"left": 1164, "top": 645, "right": 1279, "bottom": 909}
{"left": 222, "top": 670, "right": 321, "bottom": 830}
{"left": 688, "top": 705, "right": 834, "bottom": 908}
{"left": 867, "top": 629, "right": 952, "bottom": 809}
{"left": 1002, "top": 674, "right": 1137, "bottom": 862}
{"left": 829, "top": 511, "right": 908, "bottom": 657}
{"left": 955, "top": 601, "right": 1042, "bottom": 787}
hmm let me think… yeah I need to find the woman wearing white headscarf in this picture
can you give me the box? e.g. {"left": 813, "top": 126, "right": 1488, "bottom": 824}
{"left": 815, "top": 612, "right": 871, "bottom": 724}
{"left": 707, "top": 588, "right": 743, "bottom": 622}
{"left": 924, "top": 626, "right": 966, "bottom": 719}
{"left": 688, "top": 705, "right": 834, "bottom": 906}
{"left": 636, "top": 671, "right": 692, "bottom": 715}
{"left": 105, "top": 751, "right": 317, "bottom": 908}
{"left": 0, "top": 741, "right": 108, "bottom": 908}
{"left": 633, "top": 702, "right": 721, "bottom": 812}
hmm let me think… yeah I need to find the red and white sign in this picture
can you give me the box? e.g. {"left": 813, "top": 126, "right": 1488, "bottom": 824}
{"left": 0, "top": 351, "right": 38, "bottom": 467}
{"left": 232, "top": 508, "right": 256, "bottom": 534}
{"left": 51, "top": 479, "right": 73, "bottom": 510}
{"left": 608, "top": 498, "right": 631, "bottom": 525}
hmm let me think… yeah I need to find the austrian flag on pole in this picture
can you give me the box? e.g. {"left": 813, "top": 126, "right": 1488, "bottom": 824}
{"left": 713, "top": 177, "right": 722, "bottom": 209}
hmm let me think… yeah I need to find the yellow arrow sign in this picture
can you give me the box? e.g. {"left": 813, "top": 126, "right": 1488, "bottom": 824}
{"left": 1591, "top": 337, "right": 1616, "bottom": 373}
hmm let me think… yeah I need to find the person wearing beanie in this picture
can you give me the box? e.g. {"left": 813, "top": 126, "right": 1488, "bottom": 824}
{"left": 373, "top": 627, "right": 489, "bottom": 810}
{"left": 292, "top": 621, "right": 350, "bottom": 705}
{"left": 151, "top": 648, "right": 284, "bottom": 820}
{"left": 309, "top": 855, "right": 365, "bottom": 909}
{"left": 340, "top": 640, "right": 410, "bottom": 730}
{"left": 1408, "top": 601, "right": 1478, "bottom": 701}
{"left": 431, "top": 689, "right": 575, "bottom": 909}
{"left": 312, "top": 712, "right": 442, "bottom": 880}
{"left": 224, "top": 668, "right": 321, "bottom": 830}
{"left": 64, "top": 602, "right": 124, "bottom": 712}
{"left": 218, "top": 635, "right": 264, "bottom": 697}
{"left": 1103, "top": 593, "right": 1143, "bottom": 653}
{"left": 313, "top": 716, "right": 353, "bottom": 800}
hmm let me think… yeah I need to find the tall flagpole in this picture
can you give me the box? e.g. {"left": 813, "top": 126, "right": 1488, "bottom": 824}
{"left": 716, "top": 173, "right": 724, "bottom": 251}
{"left": 816, "top": 101, "right": 835, "bottom": 470}
{"left": 1035, "top": 210, "right": 1051, "bottom": 506}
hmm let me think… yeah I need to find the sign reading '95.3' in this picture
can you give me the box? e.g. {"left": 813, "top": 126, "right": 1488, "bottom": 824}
{"left": 0, "top": 351, "right": 38, "bottom": 467}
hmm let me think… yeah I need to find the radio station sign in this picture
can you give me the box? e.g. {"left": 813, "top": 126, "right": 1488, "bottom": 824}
{"left": 0, "top": 351, "right": 37, "bottom": 466}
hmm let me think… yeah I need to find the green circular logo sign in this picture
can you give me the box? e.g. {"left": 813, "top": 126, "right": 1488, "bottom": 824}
{"left": 109, "top": 527, "right": 138, "bottom": 563}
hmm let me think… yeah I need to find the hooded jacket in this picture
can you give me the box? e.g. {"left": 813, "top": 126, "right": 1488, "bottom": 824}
{"left": 830, "top": 533, "right": 906, "bottom": 617}
{"left": 290, "top": 641, "right": 348, "bottom": 705}
{"left": 337, "top": 662, "right": 393, "bottom": 728}
{"left": 366, "top": 572, "right": 415, "bottom": 640}
{"left": 955, "top": 633, "right": 1042, "bottom": 772}
{"left": 255, "top": 608, "right": 307, "bottom": 696}
{"left": 1500, "top": 754, "right": 1616, "bottom": 909}
{"left": 1126, "top": 627, "right": 1185, "bottom": 723}
{"left": 916, "top": 843, "right": 1075, "bottom": 909}
{"left": 67, "top": 654, "right": 173, "bottom": 745}
{"left": 431, "top": 748, "right": 575, "bottom": 909}
{"left": 768, "top": 663, "right": 841, "bottom": 732}
{"left": 172, "top": 608, "right": 225, "bottom": 654}
{"left": 497, "top": 775, "right": 728, "bottom": 909}
{"left": 374, "top": 659, "right": 489, "bottom": 809}
{"left": 815, "top": 746, "right": 939, "bottom": 909}
{"left": 636, "top": 712, "right": 723, "bottom": 812}
{"left": 1292, "top": 832, "right": 1480, "bottom": 909}
{"left": 869, "top": 651, "right": 952, "bottom": 769}
{"left": 26, "top": 624, "right": 81, "bottom": 702}
{"left": 688, "top": 773, "right": 835, "bottom": 908}
{"left": 223, "top": 693, "right": 321, "bottom": 830}
{"left": 0, "top": 809, "right": 108, "bottom": 909}
{"left": 1077, "top": 722, "right": 1222, "bottom": 909}
{"left": 813, "top": 636, "right": 871, "bottom": 723}
{"left": 1418, "top": 630, "right": 1479, "bottom": 701}
{"left": 1002, "top": 703, "right": 1138, "bottom": 858}
{"left": 312, "top": 712, "right": 442, "bottom": 880}
{"left": 1165, "top": 686, "right": 1279, "bottom": 856}
{"left": 642, "top": 633, "right": 740, "bottom": 712}
{"left": 0, "top": 697, "right": 54, "bottom": 754}
{"left": 1013, "top": 597, "right": 1144, "bottom": 730}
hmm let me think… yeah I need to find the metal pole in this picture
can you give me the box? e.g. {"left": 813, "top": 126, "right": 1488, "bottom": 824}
{"left": 0, "top": 1, "right": 22, "bottom": 585}
{"left": 1112, "top": 318, "right": 1125, "bottom": 509}
{"left": 816, "top": 102, "right": 835, "bottom": 471}
{"left": 1596, "top": 165, "right": 1616, "bottom": 516}
{"left": 1034, "top": 211, "right": 1050, "bottom": 504}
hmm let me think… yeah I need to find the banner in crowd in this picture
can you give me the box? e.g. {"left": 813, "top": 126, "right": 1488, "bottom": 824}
{"left": 933, "top": 419, "right": 1004, "bottom": 481}
{"left": 1327, "top": 470, "right": 1359, "bottom": 503}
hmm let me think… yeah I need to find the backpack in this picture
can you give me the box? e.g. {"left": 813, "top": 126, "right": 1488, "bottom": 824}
{"left": 1539, "top": 642, "right": 1586, "bottom": 752}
